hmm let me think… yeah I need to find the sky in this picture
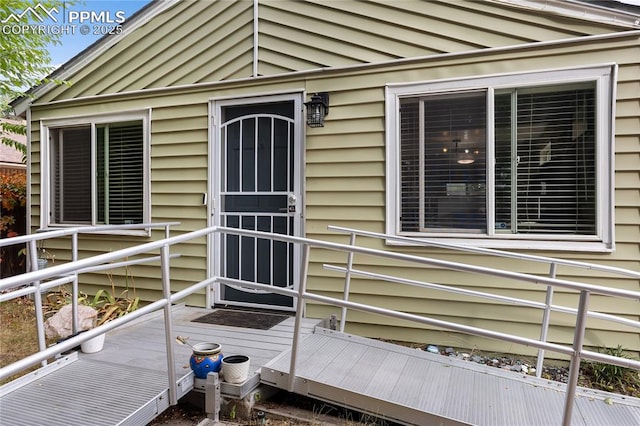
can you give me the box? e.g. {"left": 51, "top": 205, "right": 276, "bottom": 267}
{"left": 46, "top": 0, "right": 152, "bottom": 66}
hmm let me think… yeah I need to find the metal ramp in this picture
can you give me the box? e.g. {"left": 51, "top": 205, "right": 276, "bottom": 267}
{"left": 0, "top": 306, "right": 321, "bottom": 426}
{"left": 261, "top": 328, "right": 640, "bottom": 426}
{"left": 2, "top": 225, "right": 639, "bottom": 425}
{"left": 0, "top": 354, "right": 190, "bottom": 426}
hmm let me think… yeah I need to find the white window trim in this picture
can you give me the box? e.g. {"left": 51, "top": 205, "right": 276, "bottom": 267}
{"left": 40, "top": 109, "right": 151, "bottom": 236}
{"left": 385, "top": 64, "right": 615, "bottom": 252}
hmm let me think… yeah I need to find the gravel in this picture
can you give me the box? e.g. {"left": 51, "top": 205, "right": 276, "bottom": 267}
{"left": 424, "top": 344, "right": 570, "bottom": 382}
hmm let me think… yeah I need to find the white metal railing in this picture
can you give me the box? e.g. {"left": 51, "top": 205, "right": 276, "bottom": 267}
{"left": 1, "top": 225, "right": 638, "bottom": 426}
{"left": 327, "top": 225, "right": 640, "bottom": 377}
{"left": 0, "top": 223, "right": 178, "bottom": 368}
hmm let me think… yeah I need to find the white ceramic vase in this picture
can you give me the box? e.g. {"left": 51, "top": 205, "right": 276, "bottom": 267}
{"left": 222, "top": 355, "right": 250, "bottom": 384}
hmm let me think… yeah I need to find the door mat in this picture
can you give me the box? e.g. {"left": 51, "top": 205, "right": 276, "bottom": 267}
{"left": 192, "top": 309, "right": 290, "bottom": 330}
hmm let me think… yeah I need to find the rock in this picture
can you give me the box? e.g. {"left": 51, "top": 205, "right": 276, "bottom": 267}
{"left": 426, "top": 345, "right": 439, "bottom": 354}
{"left": 44, "top": 304, "right": 98, "bottom": 339}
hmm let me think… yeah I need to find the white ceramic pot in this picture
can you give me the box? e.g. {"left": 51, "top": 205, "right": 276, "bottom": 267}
{"left": 222, "top": 355, "right": 250, "bottom": 384}
{"left": 81, "top": 333, "right": 105, "bottom": 353}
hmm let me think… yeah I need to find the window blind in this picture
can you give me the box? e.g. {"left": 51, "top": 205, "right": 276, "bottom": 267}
{"left": 97, "top": 122, "right": 144, "bottom": 224}
{"left": 495, "top": 85, "right": 595, "bottom": 234}
{"left": 400, "top": 92, "right": 486, "bottom": 233}
{"left": 51, "top": 121, "right": 143, "bottom": 226}
{"left": 55, "top": 126, "right": 92, "bottom": 223}
{"left": 399, "top": 99, "right": 420, "bottom": 231}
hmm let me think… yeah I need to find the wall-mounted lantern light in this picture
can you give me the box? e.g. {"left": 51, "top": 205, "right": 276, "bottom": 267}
{"left": 304, "top": 92, "right": 329, "bottom": 127}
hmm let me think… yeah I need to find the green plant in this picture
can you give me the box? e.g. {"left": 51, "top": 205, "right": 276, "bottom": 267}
{"left": 44, "top": 284, "right": 139, "bottom": 327}
{"left": 582, "top": 345, "right": 638, "bottom": 392}
{"left": 80, "top": 288, "right": 140, "bottom": 326}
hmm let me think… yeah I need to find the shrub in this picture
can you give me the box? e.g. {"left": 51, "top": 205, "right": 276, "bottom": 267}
{"left": 1, "top": 171, "right": 27, "bottom": 277}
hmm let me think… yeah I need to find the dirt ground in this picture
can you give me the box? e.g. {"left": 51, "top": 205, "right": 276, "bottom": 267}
{"left": 149, "top": 390, "right": 384, "bottom": 425}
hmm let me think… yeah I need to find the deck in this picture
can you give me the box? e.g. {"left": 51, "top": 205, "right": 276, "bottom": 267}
{"left": 1, "top": 306, "right": 639, "bottom": 426}
{"left": 0, "top": 305, "right": 320, "bottom": 426}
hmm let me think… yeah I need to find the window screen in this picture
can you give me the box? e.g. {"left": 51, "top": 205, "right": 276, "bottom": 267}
{"left": 495, "top": 84, "right": 595, "bottom": 234}
{"left": 97, "top": 122, "right": 144, "bottom": 224}
{"left": 51, "top": 120, "right": 144, "bottom": 225}
{"left": 399, "top": 83, "right": 596, "bottom": 236}
{"left": 400, "top": 91, "right": 487, "bottom": 233}
{"left": 53, "top": 126, "right": 92, "bottom": 223}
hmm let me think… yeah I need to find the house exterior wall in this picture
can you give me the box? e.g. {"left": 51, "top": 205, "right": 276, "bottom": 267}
{"left": 25, "top": 1, "right": 639, "bottom": 356}
{"left": 301, "top": 35, "right": 640, "bottom": 355}
{"left": 38, "top": 0, "right": 629, "bottom": 103}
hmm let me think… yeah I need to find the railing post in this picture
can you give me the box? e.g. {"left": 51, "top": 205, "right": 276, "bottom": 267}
{"left": 71, "top": 231, "right": 79, "bottom": 334}
{"left": 562, "top": 289, "right": 590, "bottom": 426}
{"left": 536, "top": 262, "right": 557, "bottom": 377}
{"left": 288, "top": 243, "right": 310, "bottom": 392}
{"left": 28, "top": 239, "right": 47, "bottom": 367}
{"left": 160, "top": 243, "right": 178, "bottom": 405}
{"left": 340, "top": 232, "right": 357, "bottom": 332}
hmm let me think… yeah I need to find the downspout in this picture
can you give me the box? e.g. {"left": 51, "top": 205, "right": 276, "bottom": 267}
{"left": 253, "top": 0, "right": 259, "bottom": 77}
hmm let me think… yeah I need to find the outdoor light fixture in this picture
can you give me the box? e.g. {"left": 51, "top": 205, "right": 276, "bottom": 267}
{"left": 304, "top": 92, "right": 329, "bottom": 127}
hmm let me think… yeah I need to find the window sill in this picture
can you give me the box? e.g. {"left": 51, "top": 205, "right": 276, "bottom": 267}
{"left": 41, "top": 225, "right": 152, "bottom": 238}
{"left": 387, "top": 235, "right": 613, "bottom": 253}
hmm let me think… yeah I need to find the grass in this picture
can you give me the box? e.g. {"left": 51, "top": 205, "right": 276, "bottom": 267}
{"left": 0, "top": 297, "right": 57, "bottom": 384}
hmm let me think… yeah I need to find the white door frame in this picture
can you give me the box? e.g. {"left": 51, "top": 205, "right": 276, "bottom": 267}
{"left": 207, "top": 91, "right": 304, "bottom": 310}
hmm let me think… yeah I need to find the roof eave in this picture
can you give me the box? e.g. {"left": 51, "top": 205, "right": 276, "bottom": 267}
{"left": 494, "top": 0, "right": 640, "bottom": 28}
{"left": 11, "top": 0, "right": 640, "bottom": 117}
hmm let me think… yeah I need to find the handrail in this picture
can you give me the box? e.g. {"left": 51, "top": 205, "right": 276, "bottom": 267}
{"left": 327, "top": 225, "right": 640, "bottom": 378}
{"left": 1, "top": 225, "right": 638, "bottom": 426}
{"left": 0, "top": 222, "right": 178, "bottom": 369}
{"left": 327, "top": 225, "right": 640, "bottom": 278}
{"left": 0, "top": 222, "right": 180, "bottom": 248}
{"left": 323, "top": 264, "right": 640, "bottom": 329}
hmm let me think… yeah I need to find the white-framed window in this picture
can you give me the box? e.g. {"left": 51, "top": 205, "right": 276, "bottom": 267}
{"left": 386, "top": 65, "right": 615, "bottom": 251}
{"left": 41, "top": 112, "right": 150, "bottom": 232}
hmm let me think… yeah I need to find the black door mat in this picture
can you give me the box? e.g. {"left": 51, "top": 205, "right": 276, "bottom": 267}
{"left": 192, "top": 309, "right": 290, "bottom": 330}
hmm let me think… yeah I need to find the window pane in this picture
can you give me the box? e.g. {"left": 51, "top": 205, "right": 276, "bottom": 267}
{"left": 97, "top": 122, "right": 144, "bottom": 225}
{"left": 53, "top": 127, "right": 92, "bottom": 224}
{"left": 400, "top": 93, "right": 487, "bottom": 233}
{"left": 399, "top": 99, "right": 420, "bottom": 231}
{"left": 495, "top": 85, "right": 596, "bottom": 235}
{"left": 424, "top": 92, "right": 486, "bottom": 232}
{"left": 495, "top": 93, "right": 513, "bottom": 231}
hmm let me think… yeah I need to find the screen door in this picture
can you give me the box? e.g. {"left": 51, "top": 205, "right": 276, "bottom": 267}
{"left": 213, "top": 97, "right": 302, "bottom": 310}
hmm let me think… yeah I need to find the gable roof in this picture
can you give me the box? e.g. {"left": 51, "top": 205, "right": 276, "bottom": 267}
{"left": 11, "top": 0, "right": 640, "bottom": 115}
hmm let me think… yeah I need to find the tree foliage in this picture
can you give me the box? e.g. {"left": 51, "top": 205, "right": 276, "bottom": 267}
{"left": 1, "top": 171, "right": 27, "bottom": 276}
{"left": 0, "top": 0, "right": 71, "bottom": 156}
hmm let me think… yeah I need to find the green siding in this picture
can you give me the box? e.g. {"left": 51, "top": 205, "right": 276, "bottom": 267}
{"left": 36, "top": 0, "right": 632, "bottom": 103}
{"left": 25, "top": 1, "right": 640, "bottom": 355}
